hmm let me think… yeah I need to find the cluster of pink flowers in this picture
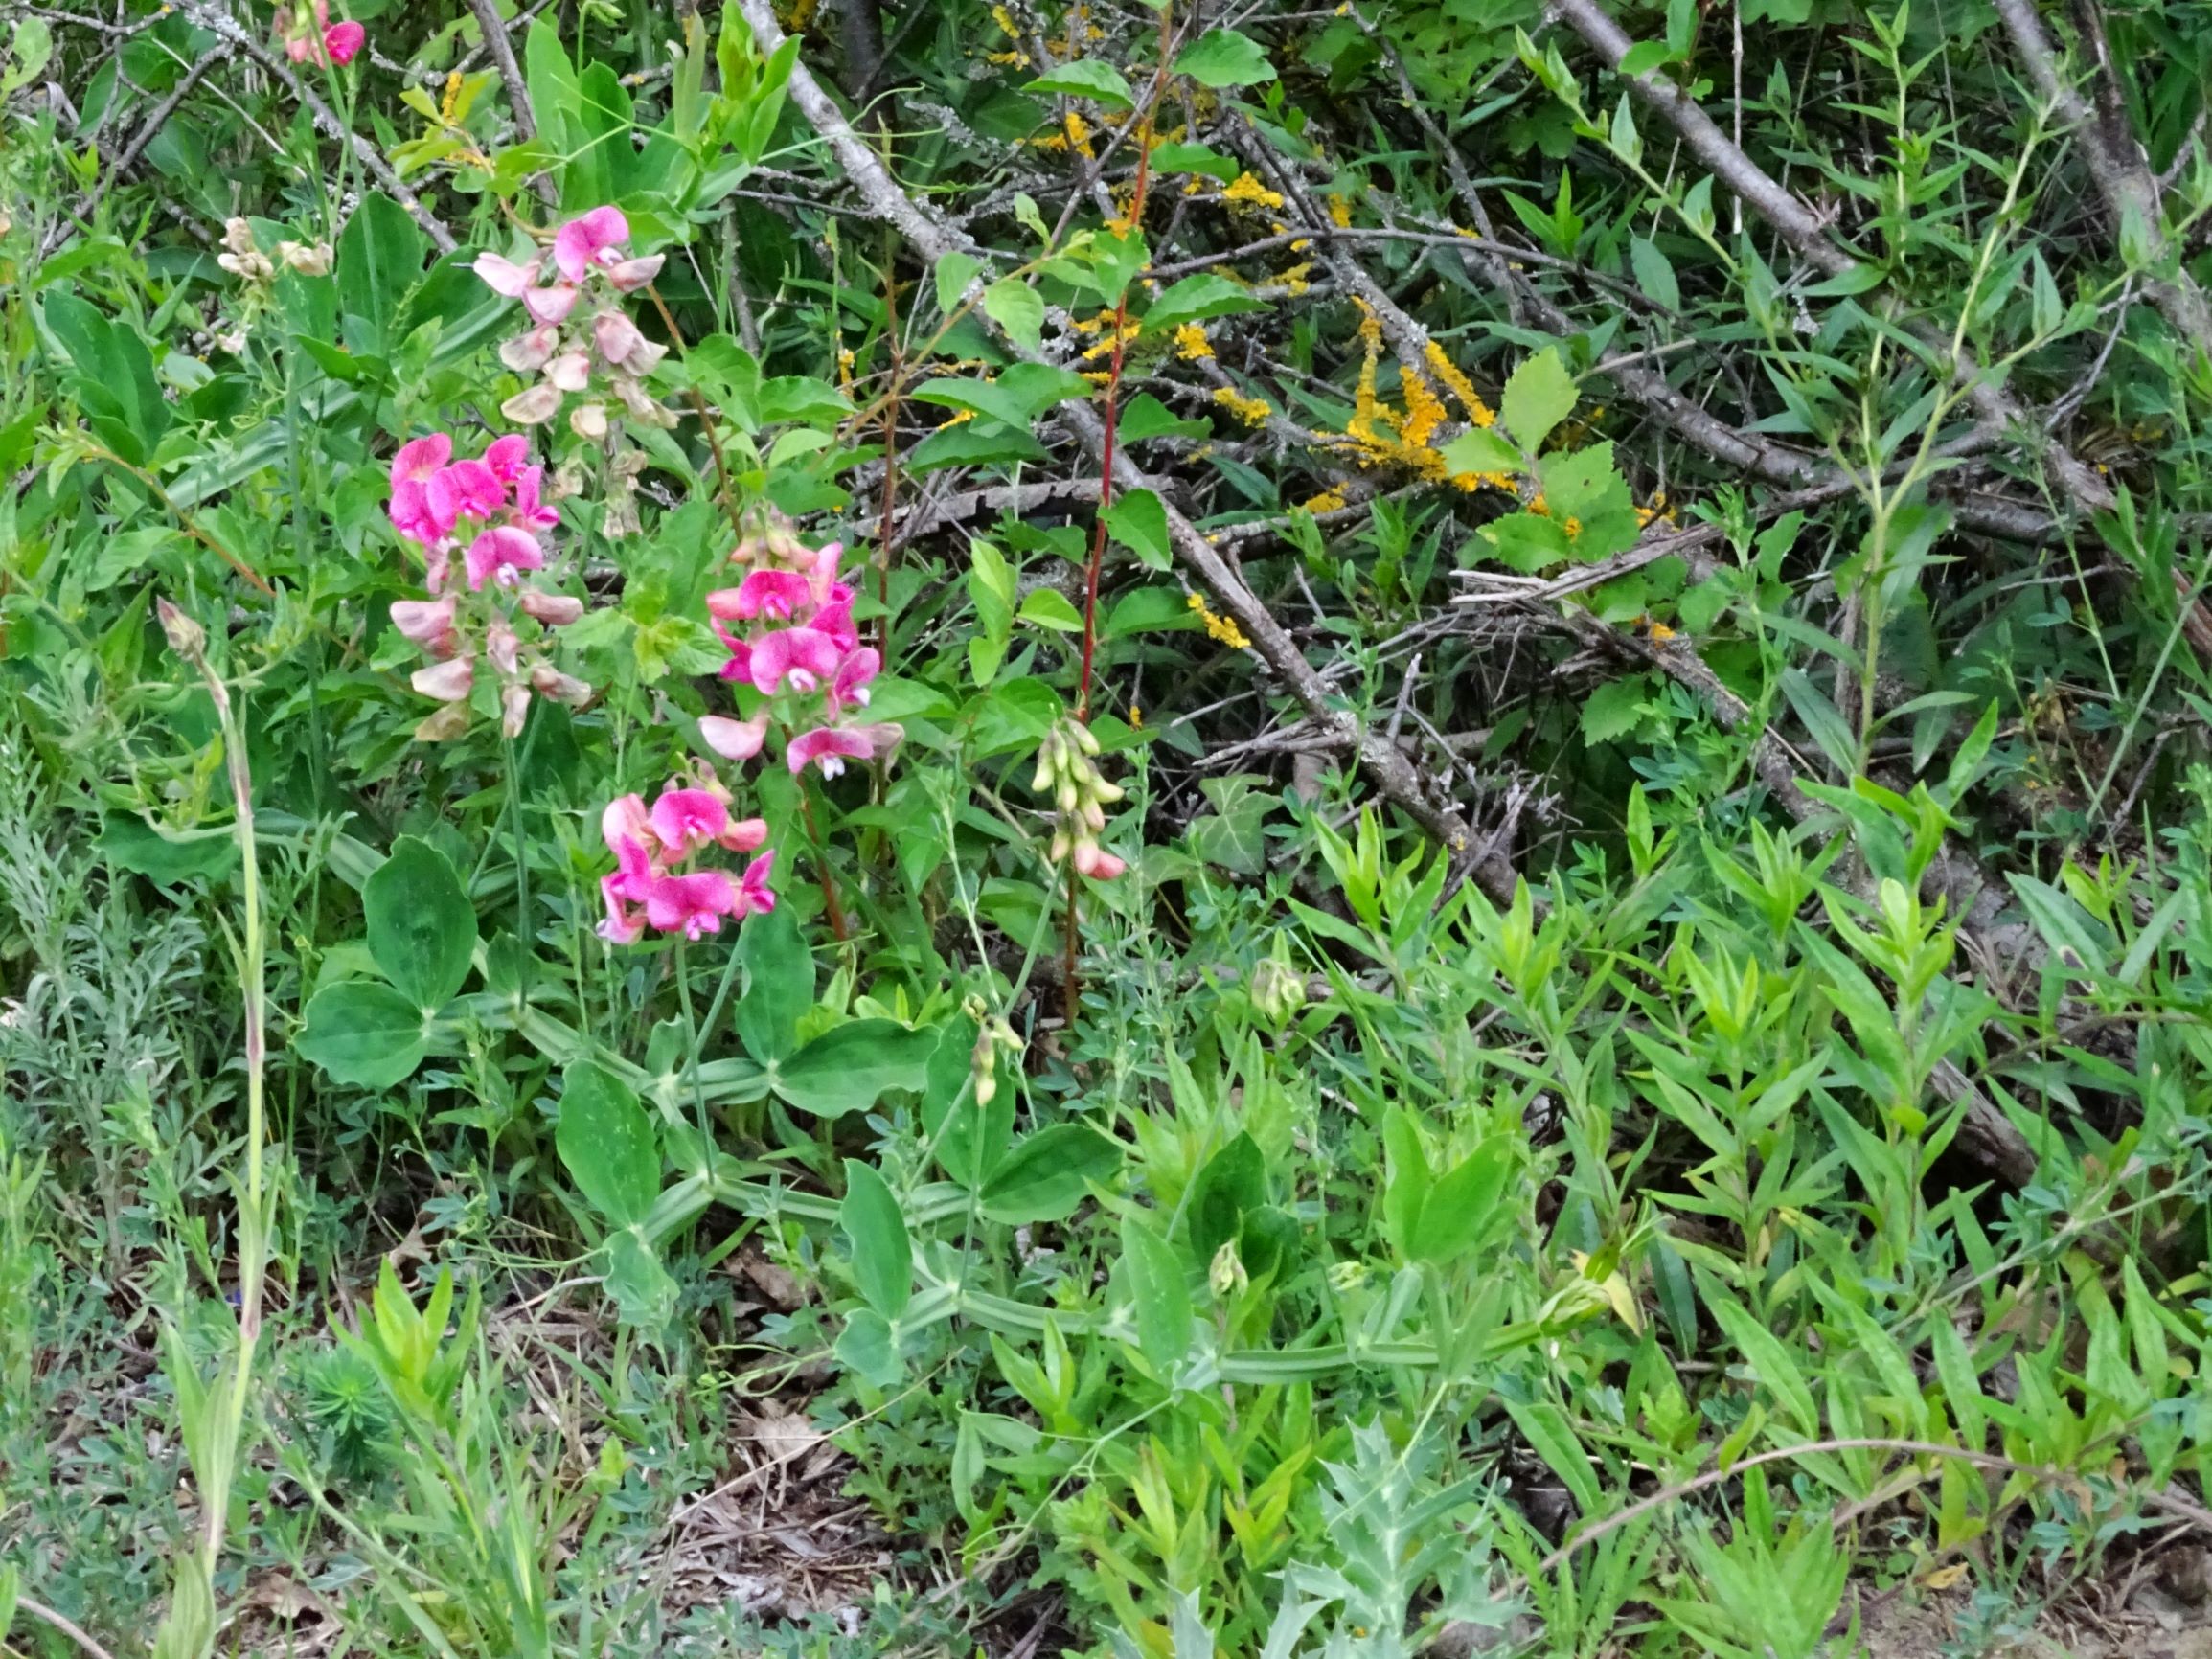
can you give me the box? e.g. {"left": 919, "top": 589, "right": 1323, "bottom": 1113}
{"left": 598, "top": 781, "right": 776, "bottom": 943}
{"left": 385, "top": 432, "right": 591, "bottom": 739}
{"left": 696, "top": 526, "right": 901, "bottom": 779}
{"left": 280, "top": 0, "right": 364, "bottom": 65}
{"left": 474, "top": 207, "right": 674, "bottom": 440}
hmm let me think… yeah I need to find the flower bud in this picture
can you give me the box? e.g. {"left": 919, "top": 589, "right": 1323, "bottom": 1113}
{"left": 1209, "top": 1239, "right": 1248, "bottom": 1299}
{"left": 1072, "top": 720, "right": 1102, "bottom": 756}
{"left": 516, "top": 589, "right": 584, "bottom": 627}
{"left": 502, "top": 681, "right": 532, "bottom": 737}
{"left": 156, "top": 598, "right": 207, "bottom": 659}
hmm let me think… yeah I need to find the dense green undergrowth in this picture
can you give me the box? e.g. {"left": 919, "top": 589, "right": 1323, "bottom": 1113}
{"left": 8, "top": 0, "right": 2212, "bottom": 1653}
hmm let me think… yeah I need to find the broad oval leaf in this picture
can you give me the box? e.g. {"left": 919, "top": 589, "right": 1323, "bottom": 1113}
{"left": 774, "top": 1019, "right": 936, "bottom": 1117}
{"left": 1174, "top": 27, "right": 1277, "bottom": 89}
{"left": 557, "top": 1060, "right": 661, "bottom": 1229}
{"left": 840, "top": 1159, "right": 913, "bottom": 1319}
{"left": 1121, "top": 1213, "right": 1194, "bottom": 1375}
{"left": 979, "top": 1124, "right": 1122, "bottom": 1223}
{"left": 365, "top": 836, "right": 475, "bottom": 1012}
{"left": 295, "top": 980, "right": 429, "bottom": 1089}
{"left": 1187, "top": 1131, "right": 1266, "bottom": 1261}
{"left": 1024, "top": 59, "right": 1135, "bottom": 109}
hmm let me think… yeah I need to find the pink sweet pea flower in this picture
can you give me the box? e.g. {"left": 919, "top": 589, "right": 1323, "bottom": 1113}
{"left": 483, "top": 434, "right": 531, "bottom": 482}
{"left": 517, "top": 588, "right": 582, "bottom": 626}
{"left": 523, "top": 284, "right": 580, "bottom": 325}
{"left": 642, "top": 869, "right": 741, "bottom": 940}
{"left": 1074, "top": 843, "right": 1127, "bottom": 880}
{"left": 748, "top": 626, "right": 842, "bottom": 695}
{"left": 810, "top": 589, "right": 859, "bottom": 652}
{"left": 387, "top": 434, "right": 453, "bottom": 545}
{"left": 411, "top": 656, "right": 475, "bottom": 701}
{"left": 602, "top": 796, "right": 652, "bottom": 857}
{"left": 324, "top": 21, "right": 365, "bottom": 65}
{"left": 598, "top": 883, "right": 645, "bottom": 944}
{"left": 648, "top": 787, "right": 730, "bottom": 857}
{"left": 698, "top": 713, "right": 769, "bottom": 761}
{"left": 715, "top": 631, "right": 753, "bottom": 686}
{"left": 607, "top": 255, "right": 665, "bottom": 292}
{"left": 829, "top": 647, "right": 879, "bottom": 714}
{"left": 487, "top": 619, "right": 521, "bottom": 676}
{"left": 426, "top": 458, "right": 505, "bottom": 535}
{"left": 597, "top": 833, "right": 655, "bottom": 943}
{"left": 721, "top": 816, "right": 769, "bottom": 853}
{"left": 734, "top": 851, "right": 777, "bottom": 916}
{"left": 465, "top": 524, "right": 544, "bottom": 590}
{"left": 510, "top": 466, "right": 559, "bottom": 530}
{"left": 787, "top": 723, "right": 900, "bottom": 778}
{"left": 475, "top": 251, "right": 540, "bottom": 298}
{"left": 553, "top": 206, "right": 630, "bottom": 282}
{"left": 502, "top": 384, "right": 563, "bottom": 425}
{"left": 390, "top": 596, "right": 459, "bottom": 657}
{"left": 725, "top": 568, "right": 812, "bottom": 623}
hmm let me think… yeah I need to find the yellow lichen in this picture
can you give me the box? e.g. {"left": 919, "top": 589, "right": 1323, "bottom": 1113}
{"left": 1302, "top": 489, "right": 1348, "bottom": 513}
{"left": 1187, "top": 592, "right": 1252, "bottom": 648}
{"left": 1424, "top": 339, "right": 1494, "bottom": 427}
{"left": 1220, "top": 172, "right": 1286, "bottom": 212}
{"left": 1401, "top": 370, "right": 1447, "bottom": 450}
{"left": 1080, "top": 317, "right": 1141, "bottom": 361}
{"left": 1280, "top": 261, "right": 1312, "bottom": 294}
{"left": 1328, "top": 193, "right": 1354, "bottom": 228}
{"left": 1173, "top": 323, "right": 1214, "bottom": 361}
{"left": 1211, "top": 386, "right": 1271, "bottom": 425}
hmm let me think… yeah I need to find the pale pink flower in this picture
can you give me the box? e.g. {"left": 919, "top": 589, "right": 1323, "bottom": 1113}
{"left": 324, "top": 21, "right": 365, "bottom": 64}
{"left": 698, "top": 714, "right": 769, "bottom": 761}
{"left": 412, "top": 656, "right": 475, "bottom": 701}
{"left": 1074, "top": 843, "right": 1127, "bottom": 880}
{"left": 602, "top": 795, "right": 651, "bottom": 855}
{"left": 487, "top": 619, "right": 521, "bottom": 676}
{"left": 748, "top": 626, "right": 842, "bottom": 695}
{"left": 465, "top": 524, "right": 544, "bottom": 590}
{"left": 570, "top": 402, "right": 609, "bottom": 441}
{"left": 517, "top": 589, "right": 582, "bottom": 626}
{"left": 500, "top": 326, "right": 558, "bottom": 373}
{"left": 523, "top": 284, "right": 580, "bottom": 325}
{"left": 502, "top": 682, "right": 532, "bottom": 737}
{"left": 531, "top": 666, "right": 594, "bottom": 706}
{"left": 475, "top": 251, "right": 540, "bottom": 298}
{"left": 553, "top": 206, "right": 630, "bottom": 282}
{"left": 594, "top": 310, "right": 647, "bottom": 370}
{"left": 545, "top": 352, "right": 592, "bottom": 392}
{"left": 786, "top": 723, "right": 894, "bottom": 778}
{"left": 502, "top": 384, "right": 563, "bottom": 425}
{"left": 723, "top": 816, "right": 770, "bottom": 853}
{"left": 606, "top": 254, "right": 665, "bottom": 292}
{"left": 390, "top": 596, "right": 459, "bottom": 657}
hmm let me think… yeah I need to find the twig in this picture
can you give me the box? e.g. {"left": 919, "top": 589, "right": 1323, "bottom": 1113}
{"left": 17, "top": 1596, "right": 121, "bottom": 1659}
{"left": 736, "top": 0, "right": 1526, "bottom": 903}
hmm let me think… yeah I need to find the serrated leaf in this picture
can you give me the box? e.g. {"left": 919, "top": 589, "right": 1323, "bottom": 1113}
{"left": 983, "top": 278, "right": 1045, "bottom": 353}
{"left": 1104, "top": 487, "right": 1173, "bottom": 569}
{"left": 1144, "top": 272, "right": 1268, "bottom": 333}
{"left": 1439, "top": 427, "right": 1524, "bottom": 476}
{"left": 1024, "top": 59, "right": 1134, "bottom": 108}
{"left": 1499, "top": 347, "right": 1578, "bottom": 450}
{"left": 935, "top": 250, "right": 981, "bottom": 313}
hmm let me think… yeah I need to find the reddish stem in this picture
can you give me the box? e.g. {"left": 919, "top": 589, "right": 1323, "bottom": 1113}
{"left": 797, "top": 783, "right": 851, "bottom": 943}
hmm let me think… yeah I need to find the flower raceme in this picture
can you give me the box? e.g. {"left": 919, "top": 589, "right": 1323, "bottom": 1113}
{"left": 700, "top": 533, "right": 901, "bottom": 780}
{"left": 597, "top": 784, "right": 777, "bottom": 944}
{"left": 280, "top": 1, "right": 364, "bottom": 65}
{"left": 384, "top": 432, "right": 589, "bottom": 739}
{"left": 472, "top": 207, "right": 673, "bottom": 442}
{"left": 1034, "top": 717, "right": 1127, "bottom": 880}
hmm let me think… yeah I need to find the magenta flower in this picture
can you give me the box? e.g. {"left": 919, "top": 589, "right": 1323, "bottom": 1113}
{"left": 649, "top": 788, "right": 733, "bottom": 857}
{"left": 640, "top": 870, "right": 741, "bottom": 940}
{"left": 554, "top": 207, "right": 631, "bottom": 282}
{"left": 524, "top": 284, "right": 580, "bottom": 326}
{"left": 426, "top": 457, "right": 504, "bottom": 537}
{"left": 714, "top": 631, "right": 753, "bottom": 685}
{"left": 484, "top": 434, "right": 531, "bottom": 482}
{"left": 511, "top": 467, "right": 558, "bottom": 530}
{"left": 387, "top": 434, "right": 453, "bottom": 545}
{"left": 698, "top": 713, "right": 769, "bottom": 761}
{"left": 787, "top": 722, "right": 901, "bottom": 779}
{"left": 810, "top": 589, "right": 859, "bottom": 652}
{"left": 465, "top": 524, "right": 544, "bottom": 590}
{"left": 324, "top": 21, "right": 365, "bottom": 64}
{"left": 829, "top": 647, "right": 879, "bottom": 714}
{"left": 748, "top": 626, "right": 842, "bottom": 695}
{"left": 603, "top": 794, "right": 651, "bottom": 852}
{"left": 735, "top": 851, "right": 777, "bottom": 915}
{"left": 719, "top": 569, "right": 813, "bottom": 623}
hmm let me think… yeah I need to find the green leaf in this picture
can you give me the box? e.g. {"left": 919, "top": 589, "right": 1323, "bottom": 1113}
{"left": 1778, "top": 667, "right": 1859, "bottom": 775}
{"left": 984, "top": 277, "right": 1046, "bottom": 354}
{"left": 1151, "top": 140, "right": 1241, "bottom": 181}
{"left": 99, "top": 813, "right": 235, "bottom": 884}
{"left": 935, "top": 250, "right": 982, "bottom": 312}
{"left": 908, "top": 362, "right": 1091, "bottom": 428}
{"left": 1380, "top": 1107, "right": 1432, "bottom": 1260}
{"left": 1103, "top": 488, "right": 1174, "bottom": 570}
{"left": 1439, "top": 427, "right": 1524, "bottom": 476}
{"left": 335, "top": 193, "right": 424, "bottom": 359}
{"left": 1187, "top": 1132, "right": 1266, "bottom": 1260}
{"left": 1630, "top": 237, "right": 1679, "bottom": 311}
{"left": 835, "top": 1307, "right": 906, "bottom": 1386}
{"left": 1174, "top": 27, "right": 1277, "bottom": 88}
{"left": 1581, "top": 675, "right": 1651, "bottom": 745}
{"left": 1499, "top": 346, "right": 1578, "bottom": 451}
{"left": 736, "top": 903, "right": 811, "bottom": 1063}
{"left": 841, "top": 1160, "right": 913, "bottom": 1318}
{"left": 1122, "top": 1213, "right": 1194, "bottom": 1374}
{"left": 1104, "top": 586, "right": 1200, "bottom": 638}
{"left": 908, "top": 421, "right": 1050, "bottom": 473}
{"left": 1144, "top": 272, "right": 1268, "bottom": 334}
{"left": 557, "top": 1061, "right": 661, "bottom": 1229}
{"left": 1025, "top": 59, "right": 1136, "bottom": 108}
{"left": 294, "top": 981, "right": 428, "bottom": 1089}
{"left": 1504, "top": 1398, "right": 1602, "bottom": 1515}
{"left": 775, "top": 1020, "right": 936, "bottom": 1117}
{"left": 980, "top": 1124, "right": 1122, "bottom": 1223}
{"left": 604, "top": 1231, "right": 678, "bottom": 1330}
{"left": 1405, "top": 1137, "right": 1514, "bottom": 1264}
{"left": 364, "top": 836, "right": 475, "bottom": 1012}
{"left": 921, "top": 1018, "right": 1014, "bottom": 1187}
{"left": 1701, "top": 1276, "right": 1821, "bottom": 1435}
{"left": 1018, "top": 588, "right": 1084, "bottom": 631}
{"left": 1118, "top": 392, "right": 1211, "bottom": 443}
